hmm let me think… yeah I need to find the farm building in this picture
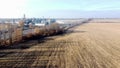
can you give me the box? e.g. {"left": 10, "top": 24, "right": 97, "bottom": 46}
{"left": 24, "top": 18, "right": 56, "bottom": 27}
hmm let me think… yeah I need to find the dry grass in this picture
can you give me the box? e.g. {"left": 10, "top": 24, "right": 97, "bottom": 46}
{"left": 0, "top": 22, "right": 120, "bottom": 68}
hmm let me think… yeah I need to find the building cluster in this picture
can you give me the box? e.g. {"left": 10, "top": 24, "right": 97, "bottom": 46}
{"left": 24, "top": 18, "right": 56, "bottom": 27}
{"left": 0, "top": 18, "right": 56, "bottom": 27}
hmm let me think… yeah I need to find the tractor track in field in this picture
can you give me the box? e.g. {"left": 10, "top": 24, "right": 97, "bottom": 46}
{"left": 0, "top": 23, "right": 120, "bottom": 68}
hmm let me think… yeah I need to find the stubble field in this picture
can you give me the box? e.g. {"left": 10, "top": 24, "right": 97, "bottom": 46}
{"left": 0, "top": 20, "right": 120, "bottom": 68}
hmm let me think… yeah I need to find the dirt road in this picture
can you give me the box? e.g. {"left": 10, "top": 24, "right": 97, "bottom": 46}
{"left": 0, "top": 23, "right": 120, "bottom": 68}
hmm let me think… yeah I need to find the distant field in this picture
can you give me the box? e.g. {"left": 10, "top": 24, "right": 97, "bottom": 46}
{"left": 0, "top": 20, "right": 120, "bottom": 68}
{"left": 89, "top": 18, "right": 120, "bottom": 23}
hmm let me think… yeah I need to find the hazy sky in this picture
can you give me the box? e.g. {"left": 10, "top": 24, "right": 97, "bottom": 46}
{"left": 0, "top": 0, "right": 120, "bottom": 18}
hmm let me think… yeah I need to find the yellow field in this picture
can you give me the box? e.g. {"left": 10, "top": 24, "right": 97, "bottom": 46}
{"left": 64, "top": 23, "right": 120, "bottom": 68}
{"left": 0, "top": 22, "right": 120, "bottom": 68}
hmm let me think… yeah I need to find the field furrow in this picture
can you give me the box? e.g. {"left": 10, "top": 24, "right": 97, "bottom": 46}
{"left": 0, "top": 23, "right": 120, "bottom": 68}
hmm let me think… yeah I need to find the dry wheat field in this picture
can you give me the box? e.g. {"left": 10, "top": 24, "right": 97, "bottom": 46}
{"left": 0, "top": 21, "right": 120, "bottom": 68}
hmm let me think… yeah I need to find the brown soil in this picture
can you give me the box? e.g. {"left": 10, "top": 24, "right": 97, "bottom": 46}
{"left": 0, "top": 23, "right": 120, "bottom": 68}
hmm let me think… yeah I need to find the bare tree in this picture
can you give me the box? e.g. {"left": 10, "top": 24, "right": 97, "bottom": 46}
{"left": 0, "top": 24, "right": 2, "bottom": 45}
{"left": 19, "top": 20, "right": 24, "bottom": 40}
{"left": 6, "top": 23, "right": 13, "bottom": 45}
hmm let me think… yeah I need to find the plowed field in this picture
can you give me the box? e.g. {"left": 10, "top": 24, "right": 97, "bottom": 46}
{"left": 0, "top": 23, "right": 120, "bottom": 68}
